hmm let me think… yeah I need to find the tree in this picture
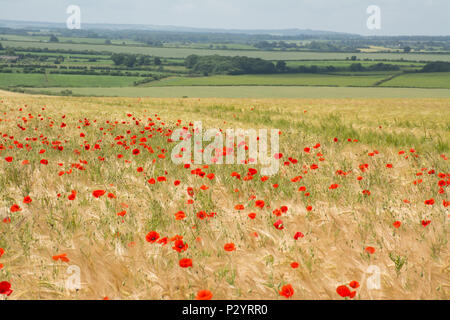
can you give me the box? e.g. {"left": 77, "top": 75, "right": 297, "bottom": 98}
{"left": 403, "top": 46, "right": 411, "bottom": 53}
{"left": 0, "top": 42, "right": 3, "bottom": 50}
{"left": 49, "top": 35, "right": 59, "bottom": 43}
{"left": 276, "top": 60, "right": 287, "bottom": 73}
{"left": 154, "top": 57, "right": 162, "bottom": 66}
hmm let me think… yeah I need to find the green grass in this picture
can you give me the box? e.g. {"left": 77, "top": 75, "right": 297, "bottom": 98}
{"left": 21, "top": 86, "right": 450, "bottom": 98}
{"left": 380, "top": 72, "right": 450, "bottom": 89}
{"left": 147, "top": 74, "right": 389, "bottom": 87}
{"left": 3, "top": 40, "right": 450, "bottom": 61}
{"left": 0, "top": 73, "right": 143, "bottom": 87}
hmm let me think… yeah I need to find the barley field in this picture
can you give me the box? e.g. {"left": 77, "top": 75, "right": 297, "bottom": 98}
{"left": 0, "top": 90, "right": 448, "bottom": 300}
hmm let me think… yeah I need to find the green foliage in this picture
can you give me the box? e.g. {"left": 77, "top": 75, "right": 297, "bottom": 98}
{"left": 422, "top": 61, "right": 450, "bottom": 72}
{"left": 185, "top": 54, "right": 275, "bottom": 75}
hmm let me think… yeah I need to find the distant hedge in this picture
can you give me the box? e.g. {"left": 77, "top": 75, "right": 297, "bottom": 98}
{"left": 422, "top": 62, "right": 450, "bottom": 72}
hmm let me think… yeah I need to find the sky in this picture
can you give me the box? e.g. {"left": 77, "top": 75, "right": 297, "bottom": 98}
{"left": 0, "top": 0, "right": 449, "bottom": 35}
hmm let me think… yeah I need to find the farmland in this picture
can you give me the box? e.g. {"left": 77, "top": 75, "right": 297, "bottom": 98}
{"left": 3, "top": 39, "right": 450, "bottom": 61}
{"left": 0, "top": 90, "right": 448, "bottom": 300}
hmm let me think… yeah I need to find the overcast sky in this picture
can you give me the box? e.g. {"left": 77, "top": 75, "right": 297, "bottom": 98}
{"left": 0, "top": 0, "right": 449, "bottom": 35}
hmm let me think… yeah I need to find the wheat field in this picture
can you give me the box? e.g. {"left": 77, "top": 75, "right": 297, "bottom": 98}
{"left": 0, "top": 90, "right": 448, "bottom": 300}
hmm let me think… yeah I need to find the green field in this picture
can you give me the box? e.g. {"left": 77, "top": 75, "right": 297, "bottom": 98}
{"left": 22, "top": 86, "right": 450, "bottom": 98}
{"left": 3, "top": 40, "right": 450, "bottom": 61}
{"left": 0, "top": 73, "right": 142, "bottom": 87}
{"left": 381, "top": 72, "right": 450, "bottom": 89}
{"left": 147, "top": 74, "right": 390, "bottom": 87}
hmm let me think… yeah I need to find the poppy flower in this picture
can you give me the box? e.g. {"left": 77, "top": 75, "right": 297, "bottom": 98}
{"left": 0, "top": 281, "right": 13, "bottom": 296}
{"left": 393, "top": 221, "right": 401, "bottom": 228}
{"left": 248, "top": 213, "right": 256, "bottom": 219}
{"left": 224, "top": 243, "right": 235, "bottom": 252}
{"left": 0, "top": 248, "right": 4, "bottom": 258}
{"left": 279, "top": 284, "right": 294, "bottom": 298}
{"left": 93, "top": 190, "right": 106, "bottom": 198}
{"left": 145, "top": 231, "right": 160, "bottom": 243}
{"left": 255, "top": 200, "right": 265, "bottom": 209}
{"left": 274, "top": 219, "right": 284, "bottom": 230}
{"left": 349, "top": 281, "right": 360, "bottom": 289}
{"left": 68, "top": 191, "right": 77, "bottom": 200}
{"left": 274, "top": 153, "right": 283, "bottom": 160}
{"left": 10, "top": 204, "right": 21, "bottom": 213}
{"left": 234, "top": 204, "right": 244, "bottom": 210}
{"left": 329, "top": 184, "right": 339, "bottom": 190}
{"left": 294, "top": 231, "right": 304, "bottom": 240}
{"left": 424, "top": 199, "right": 435, "bottom": 205}
{"left": 4, "top": 156, "right": 13, "bottom": 162}
{"left": 422, "top": 220, "right": 431, "bottom": 227}
{"left": 336, "top": 285, "right": 351, "bottom": 298}
{"left": 52, "top": 253, "right": 69, "bottom": 263}
{"left": 196, "top": 290, "right": 213, "bottom": 300}
{"left": 290, "top": 262, "right": 299, "bottom": 269}
{"left": 172, "top": 239, "right": 188, "bottom": 252}
{"left": 365, "top": 246, "right": 375, "bottom": 254}
{"left": 175, "top": 211, "right": 186, "bottom": 220}
{"left": 196, "top": 211, "right": 206, "bottom": 219}
{"left": 132, "top": 148, "right": 140, "bottom": 155}
{"left": 179, "top": 258, "right": 193, "bottom": 268}
{"left": 23, "top": 196, "right": 32, "bottom": 204}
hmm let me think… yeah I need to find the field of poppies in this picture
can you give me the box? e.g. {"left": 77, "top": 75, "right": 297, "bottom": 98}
{"left": 0, "top": 90, "right": 448, "bottom": 300}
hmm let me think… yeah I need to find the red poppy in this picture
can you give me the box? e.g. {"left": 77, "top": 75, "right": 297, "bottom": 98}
{"left": 52, "top": 253, "right": 69, "bottom": 263}
{"left": 274, "top": 219, "right": 284, "bottom": 230}
{"left": 234, "top": 204, "right": 244, "bottom": 210}
{"left": 290, "top": 262, "right": 299, "bottom": 269}
{"left": 422, "top": 220, "right": 431, "bottom": 227}
{"left": 93, "top": 190, "right": 106, "bottom": 198}
{"left": 175, "top": 211, "right": 186, "bottom": 220}
{"left": 224, "top": 243, "right": 235, "bottom": 252}
{"left": 0, "top": 248, "right": 4, "bottom": 258}
{"left": 0, "top": 281, "right": 13, "bottom": 296}
{"left": 349, "top": 281, "right": 360, "bottom": 289}
{"left": 279, "top": 284, "right": 294, "bottom": 298}
{"left": 23, "top": 196, "right": 32, "bottom": 204}
{"left": 145, "top": 231, "right": 160, "bottom": 243}
{"left": 10, "top": 204, "right": 21, "bottom": 213}
{"left": 179, "top": 258, "right": 193, "bottom": 268}
{"left": 365, "top": 246, "right": 376, "bottom": 254}
{"left": 424, "top": 199, "right": 435, "bottom": 205}
{"left": 172, "top": 239, "right": 188, "bottom": 252}
{"left": 336, "top": 285, "right": 351, "bottom": 298}
{"left": 393, "top": 221, "right": 401, "bottom": 228}
{"left": 196, "top": 290, "right": 213, "bottom": 300}
{"left": 5, "top": 156, "right": 13, "bottom": 162}
{"left": 255, "top": 200, "right": 265, "bottom": 209}
{"left": 294, "top": 231, "right": 304, "bottom": 240}
{"left": 248, "top": 212, "right": 256, "bottom": 219}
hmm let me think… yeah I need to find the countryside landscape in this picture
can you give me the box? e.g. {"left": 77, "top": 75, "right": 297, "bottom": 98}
{"left": 0, "top": 0, "right": 448, "bottom": 303}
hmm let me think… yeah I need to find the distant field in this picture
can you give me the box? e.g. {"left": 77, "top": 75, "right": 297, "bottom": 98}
{"left": 381, "top": 72, "right": 450, "bottom": 89}
{"left": 23, "top": 86, "right": 450, "bottom": 98}
{"left": 0, "top": 73, "right": 142, "bottom": 87}
{"left": 3, "top": 40, "right": 450, "bottom": 61}
{"left": 147, "top": 74, "right": 389, "bottom": 87}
